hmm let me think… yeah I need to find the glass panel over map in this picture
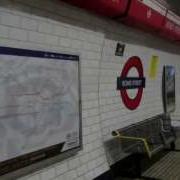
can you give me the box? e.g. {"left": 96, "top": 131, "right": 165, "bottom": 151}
{"left": 0, "top": 47, "right": 81, "bottom": 164}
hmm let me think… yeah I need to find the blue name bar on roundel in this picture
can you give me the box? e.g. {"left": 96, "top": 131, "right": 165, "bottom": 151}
{"left": 117, "top": 77, "right": 146, "bottom": 90}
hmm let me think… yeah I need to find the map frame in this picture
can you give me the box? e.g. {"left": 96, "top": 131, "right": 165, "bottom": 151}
{"left": 0, "top": 46, "right": 82, "bottom": 176}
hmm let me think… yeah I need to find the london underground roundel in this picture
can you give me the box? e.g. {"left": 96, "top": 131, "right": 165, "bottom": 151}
{"left": 117, "top": 56, "right": 146, "bottom": 110}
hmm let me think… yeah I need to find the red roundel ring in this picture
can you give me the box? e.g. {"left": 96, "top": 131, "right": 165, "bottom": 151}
{"left": 120, "top": 56, "right": 144, "bottom": 110}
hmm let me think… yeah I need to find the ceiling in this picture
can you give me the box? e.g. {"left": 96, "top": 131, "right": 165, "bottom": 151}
{"left": 156, "top": 0, "right": 180, "bottom": 15}
{"left": 167, "top": 0, "right": 180, "bottom": 15}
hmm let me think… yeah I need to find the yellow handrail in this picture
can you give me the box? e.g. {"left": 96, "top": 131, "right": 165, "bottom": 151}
{"left": 112, "top": 130, "right": 152, "bottom": 158}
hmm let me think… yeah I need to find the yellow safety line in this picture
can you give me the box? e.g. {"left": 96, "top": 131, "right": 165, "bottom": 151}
{"left": 113, "top": 130, "right": 152, "bottom": 158}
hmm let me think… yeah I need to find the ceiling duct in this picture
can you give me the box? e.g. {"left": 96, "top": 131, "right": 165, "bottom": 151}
{"left": 62, "top": 0, "right": 180, "bottom": 42}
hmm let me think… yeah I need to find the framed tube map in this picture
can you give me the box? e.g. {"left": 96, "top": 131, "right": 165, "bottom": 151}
{"left": 163, "top": 65, "right": 176, "bottom": 113}
{"left": 0, "top": 46, "right": 82, "bottom": 175}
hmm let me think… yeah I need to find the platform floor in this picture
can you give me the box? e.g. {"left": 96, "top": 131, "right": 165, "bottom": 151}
{"left": 142, "top": 151, "right": 180, "bottom": 180}
{"left": 142, "top": 138, "right": 180, "bottom": 180}
{"left": 116, "top": 139, "right": 180, "bottom": 180}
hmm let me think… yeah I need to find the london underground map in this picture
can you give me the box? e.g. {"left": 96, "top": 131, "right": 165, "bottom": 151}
{"left": 0, "top": 47, "right": 81, "bottom": 166}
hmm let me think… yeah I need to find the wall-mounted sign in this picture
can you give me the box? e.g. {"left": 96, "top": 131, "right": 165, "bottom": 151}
{"left": 0, "top": 46, "right": 82, "bottom": 176}
{"left": 149, "top": 55, "right": 159, "bottom": 79}
{"left": 117, "top": 56, "right": 146, "bottom": 110}
{"left": 163, "top": 65, "right": 176, "bottom": 113}
{"left": 115, "top": 42, "right": 125, "bottom": 56}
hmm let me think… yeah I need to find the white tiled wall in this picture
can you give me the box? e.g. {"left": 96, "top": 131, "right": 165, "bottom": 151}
{"left": 99, "top": 41, "right": 180, "bottom": 164}
{"left": 0, "top": 0, "right": 180, "bottom": 180}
